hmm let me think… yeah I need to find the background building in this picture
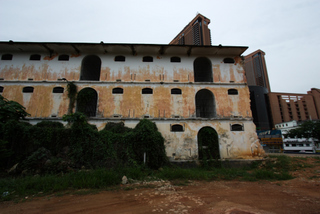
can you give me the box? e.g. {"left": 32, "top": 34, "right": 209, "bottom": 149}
{"left": 268, "top": 89, "right": 320, "bottom": 125}
{"left": 243, "top": 50, "right": 272, "bottom": 130}
{"left": 169, "top": 13, "right": 211, "bottom": 46}
{"left": 244, "top": 50, "right": 271, "bottom": 92}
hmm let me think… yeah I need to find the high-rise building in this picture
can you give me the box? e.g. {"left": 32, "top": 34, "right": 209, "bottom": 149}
{"left": 244, "top": 50, "right": 272, "bottom": 130}
{"left": 169, "top": 13, "right": 211, "bottom": 46}
{"left": 244, "top": 50, "right": 271, "bottom": 92}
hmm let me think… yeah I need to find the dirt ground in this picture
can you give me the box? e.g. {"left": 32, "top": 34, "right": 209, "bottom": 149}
{"left": 1, "top": 155, "right": 320, "bottom": 214}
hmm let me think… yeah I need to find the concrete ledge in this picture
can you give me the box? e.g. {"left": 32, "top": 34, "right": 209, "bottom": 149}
{"left": 170, "top": 159, "right": 264, "bottom": 168}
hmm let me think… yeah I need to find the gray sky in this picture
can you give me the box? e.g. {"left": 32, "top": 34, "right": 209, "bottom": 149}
{"left": 1, "top": 0, "right": 319, "bottom": 94}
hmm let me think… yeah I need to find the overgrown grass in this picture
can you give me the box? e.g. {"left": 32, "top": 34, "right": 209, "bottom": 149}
{"left": 1, "top": 155, "right": 315, "bottom": 201}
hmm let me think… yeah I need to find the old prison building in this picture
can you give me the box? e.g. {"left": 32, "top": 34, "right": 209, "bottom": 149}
{"left": 0, "top": 42, "right": 264, "bottom": 161}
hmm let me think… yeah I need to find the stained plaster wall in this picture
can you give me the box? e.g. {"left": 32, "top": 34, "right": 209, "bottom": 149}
{"left": 0, "top": 47, "right": 264, "bottom": 160}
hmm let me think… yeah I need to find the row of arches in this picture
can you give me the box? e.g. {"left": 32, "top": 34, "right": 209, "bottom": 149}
{"left": 74, "top": 88, "right": 217, "bottom": 118}
{"left": 3, "top": 86, "right": 239, "bottom": 118}
{"left": 79, "top": 55, "right": 235, "bottom": 82}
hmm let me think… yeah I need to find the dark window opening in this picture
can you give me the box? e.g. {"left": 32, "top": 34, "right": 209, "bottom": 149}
{"left": 194, "top": 57, "right": 213, "bottom": 82}
{"left": 171, "top": 88, "right": 182, "bottom": 95}
{"left": 231, "top": 124, "right": 243, "bottom": 131}
{"left": 198, "top": 127, "right": 220, "bottom": 160}
{"left": 76, "top": 88, "right": 98, "bottom": 117}
{"left": 196, "top": 89, "right": 216, "bottom": 118}
{"left": 171, "top": 124, "right": 184, "bottom": 132}
{"left": 112, "top": 88, "right": 123, "bottom": 94}
{"left": 143, "top": 56, "right": 153, "bottom": 62}
{"left": 223, "top": 58, "right": 235, "bottom": 64}
{"left": 0, "top": 86, "right": 3, "bottom": 93}
{"left": 1, "top": 54, "right": 13, "bottom": 60}
{"left": 228, "top": 89, "right": 238, "bottom": 95}
{"left": 142, "top": 88, "right": 153, "bottom": 94}
{"left": 52, "top": 87, "right": 64, "bottom": 93}
{"left": 30, "top": 54, "right": 41, "bottom": 61}
{"left": 22, "top": 87, "right": 34, "bottom": 93}
{"left": 115, "top": 55, "right": 125, "bottom": 62}
{"left": 80, "top": 55, "right": 101, "bottom": 81}
{"left": 58, "top": 54, "right": 69, "bottom": 61}
{"left": 170, "top": 57, "right": 181, "bottom": 63}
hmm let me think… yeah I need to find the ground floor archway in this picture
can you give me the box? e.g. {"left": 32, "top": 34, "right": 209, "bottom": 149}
{"left": 197, "top": 126, "right": 220, "bottom": 160}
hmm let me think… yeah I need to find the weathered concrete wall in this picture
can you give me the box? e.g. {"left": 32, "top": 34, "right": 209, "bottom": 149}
{"left": 0, "top": 44, "right": 264, "bottom": 160}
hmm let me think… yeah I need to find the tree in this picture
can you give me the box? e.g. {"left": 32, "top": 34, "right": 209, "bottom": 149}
{"left": 285, "top": 120, "right": 320, "bottom": 142}
{"left": 0, "top": 95, "right": 30, "bottom": 123}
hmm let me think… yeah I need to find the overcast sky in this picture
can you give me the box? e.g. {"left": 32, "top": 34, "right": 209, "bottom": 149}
{"left": 1, "top": 0, "right": 319, "bottom": 94}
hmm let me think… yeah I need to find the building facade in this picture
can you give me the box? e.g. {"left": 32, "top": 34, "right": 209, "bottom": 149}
{"left": 268, "top": 90, "right": 320, "bottom": 125}
{"left": 169, "top": 13, "right": 211, "bottom": 46}
{"left": 0, "top": 42, "right": 264, "bottom": 161}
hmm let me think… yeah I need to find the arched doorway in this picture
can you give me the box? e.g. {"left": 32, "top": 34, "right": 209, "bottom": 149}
{"left": 197, "top": 127, "right": 220, "bottom": 160}
{"left": 80, "top": 55, "right": 101, "bottom": 81}
{"left": 193, "top": 57, "right": 213, "bottom": 82}
{"left": 195, "top": 89, "right": 216, "bottom": 118}
{"left": 76, "top": 88, "right": 98, "bottom": 117}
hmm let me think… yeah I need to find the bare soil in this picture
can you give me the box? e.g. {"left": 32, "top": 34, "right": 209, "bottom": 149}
{"left": 1, "top": 155, "right": 320, "bottom": 214}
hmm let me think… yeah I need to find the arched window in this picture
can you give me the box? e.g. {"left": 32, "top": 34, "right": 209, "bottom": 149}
{"left": 223, "top": 58, "right": 235, "bottom": 64}
{"left": 76, "top": 88, "right": 98, "bottom": 117}
{"left": 0, "top": 86, "right": 3, "bottom": 93}
{"left": 142, "top": 88, "right": 153, "bottom": 94}
{"left": 171, "top": 124, "right": 184, "bottom": 132}
{"left": 112, "top": 87, "right": 123, "bottom": 94}
{"left": 228, "top": 89, "right": 238, "bottom": 95}
{"left": 115, "top": 55, "right": 125, "bottom": 62}
{"left": 143, "top": 56, "right": 153, "bottom": 62}
{"left": 195, "top": 89, "right": 215, "bottom": 118}
{"left": 1, "top": 54, "right": 13, "bottom": 60}
{"left": 170, "top": 57, "right": 181, "bottom": 63}
{"left": 30, "top": 54, "right": 41, "bottom": 61}
{"left": 80, "top": 55, "right": 101, "bottom": 81}
{"left": 171, "top": 88, "right": 182, "bottom": 95}
{"left": 58, "top": 54, "right": 69, "bottom": 61}
{"left": 52, "top": 87, "right": 64, "bottom": 93}
{"left": 231, "top": 124, "right": 244, "bottom": 131}
{"left": 193, "top": 57, "right": 212, "bottom": 82}
{"left": 22, "top": 86, "right": 34, "bottom": 93}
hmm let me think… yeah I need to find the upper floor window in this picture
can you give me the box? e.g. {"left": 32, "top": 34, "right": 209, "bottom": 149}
{"left": 0, "top": 86, "right": 3, "bottom": 93}
{"left": 171, "top": 88, "right": 182, "bottom": 95}
{"left": 52, "top": 87, "right": 64, "bottom": 93}
{"left": 58, "top": 55, "right": 69, "bottom": 61}
{"left": 228, "top": 89, "right": 238, "bottom": 95}
{"left": 223, "top": 58, "right": 235, "bottom": 64}
{"left": 80, "top": 55, "right": 101, "bottom": 81}
{"left": 22, "top": 86, "right": 34, "bottom": 93}
{"left": 231, "top": 124, "right": 243, "bottom": 131}
{"left": 1, "top": 54, "right": 13, "bottom": 60}
{"left": 30, "top": 54, "right": 41, "bottom": 61}
{"left": 170, "top": 57, "right": 181, "bottom": 63}
{"left": 194, "top": 57, "right": 213, "bottom": 82}
{"left": 171, "top": 124, "right": 184, "bottom": 132}
{"left": 142, "top": 88, "right": 153, "bottom": 94}
{"left": 115, "top": 55, "right": 125, "bottom": 62}
{"left": 143, "top": 56, "right": 153, "bottom": 62}
{"left": 112, "top": 87, "right": 123, "bottom": 94}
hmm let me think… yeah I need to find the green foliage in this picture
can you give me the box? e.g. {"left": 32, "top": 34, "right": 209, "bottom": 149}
{"left": 128, "top": 119, "right": 169, "bottom": 169}
{"left": 0, "top": 95, "right": 30, "bottom": 123}
{"left": 285, "top": 120, "right": 320, "bottom": 141}
{"left": 67, "top": 82, "right": 77, "bottom": 114}
{"left": 62, "top": 112, "right": 88, "bottom": 128}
